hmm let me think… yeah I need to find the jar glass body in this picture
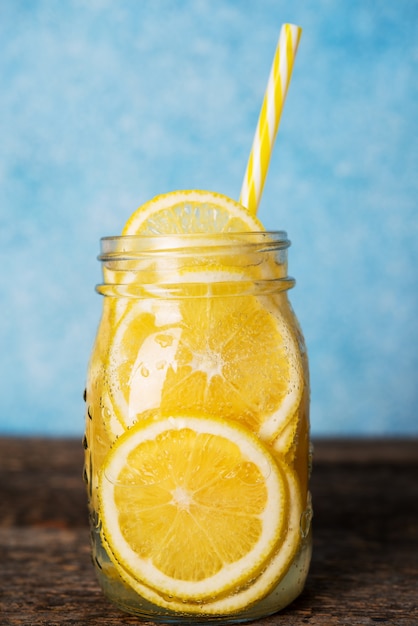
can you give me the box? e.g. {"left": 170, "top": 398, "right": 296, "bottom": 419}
{"left": 84, "top": 232, "right": 312, "bottom": 622}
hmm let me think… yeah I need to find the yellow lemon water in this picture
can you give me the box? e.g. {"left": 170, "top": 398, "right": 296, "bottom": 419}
{"left": 84, "top": 191, "right": 312, "bottom": 622}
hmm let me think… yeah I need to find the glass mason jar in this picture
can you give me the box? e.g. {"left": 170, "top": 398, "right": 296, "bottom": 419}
{"left": 84, "top": 232, "right": 312, "bottom": 622}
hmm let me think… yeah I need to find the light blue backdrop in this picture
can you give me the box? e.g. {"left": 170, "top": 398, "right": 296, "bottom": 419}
{"left": 1, "top": 1, "right": 417, "bottom": 436}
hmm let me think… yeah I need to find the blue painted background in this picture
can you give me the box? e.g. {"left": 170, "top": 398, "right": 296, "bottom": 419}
{"left": 1, "top": 0, "right": 417, "bottom": 436}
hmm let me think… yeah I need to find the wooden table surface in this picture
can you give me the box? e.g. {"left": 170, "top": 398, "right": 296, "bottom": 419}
{"left": 1, "top": 437, "right": 417, "bottom": 626}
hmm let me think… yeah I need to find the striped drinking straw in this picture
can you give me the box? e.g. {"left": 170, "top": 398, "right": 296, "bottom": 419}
{"left": 239, "top": 24, "right": 302, "bottom": 215}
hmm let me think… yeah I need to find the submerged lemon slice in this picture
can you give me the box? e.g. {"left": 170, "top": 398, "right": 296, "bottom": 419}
{"left": 104, "top": 268, "right": 303, "bottom": 441}
{"left": 98, "top": 414, "right": 287, "bottom": 601}
{"left": 102, "top": 453, "right": 303, "bottom": 615}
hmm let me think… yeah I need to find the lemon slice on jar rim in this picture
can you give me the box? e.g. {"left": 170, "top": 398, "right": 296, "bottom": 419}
{"left": 122, "top": 189, "right": 265, "bottom": 235}
{"left": 101, "top": 189, "right": 267, "bottom": 318}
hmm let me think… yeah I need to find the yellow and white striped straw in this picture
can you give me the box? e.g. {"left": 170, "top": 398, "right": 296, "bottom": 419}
{"left": 239, "top": 23, "right": 302, "bottom": 215}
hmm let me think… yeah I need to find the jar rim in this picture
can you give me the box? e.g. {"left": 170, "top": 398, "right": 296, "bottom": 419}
{"left": 97, "top": 231, "right": 294, "bottom": 297}
{"left": 101, "top": 230, "right": 288, "bottom": 242}
{"left": 99, "top": 231, "right": 290, "bottom": 259}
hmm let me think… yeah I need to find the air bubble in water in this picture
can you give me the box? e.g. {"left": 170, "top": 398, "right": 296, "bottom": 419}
{"left": 103, "top": 406, "right": 112, "bottom": 419}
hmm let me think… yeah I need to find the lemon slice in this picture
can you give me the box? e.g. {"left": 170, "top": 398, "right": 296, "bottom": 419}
{"left": 104, "top": 268, "right": 303, "bottom": 441}
{"left": 104, "top": 456, "right": 303, "bottom": 615}
{"left": 197, "top": 459, "right": 303, "bottom": 614}
{"left": 102, "top": 189, "right": 267, "bottom": 323}
{"left": 98, "top": 414, "right": 287, "bottom": 602}
{"left": 122, "top": 189, "right": 264, "bottom": 235}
